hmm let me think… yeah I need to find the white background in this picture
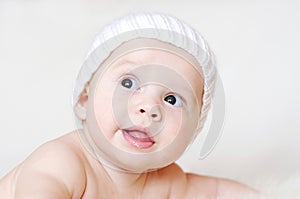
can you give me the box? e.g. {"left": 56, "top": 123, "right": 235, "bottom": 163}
{"left": 1, "top": 0, "right": 299, "bottom": 187}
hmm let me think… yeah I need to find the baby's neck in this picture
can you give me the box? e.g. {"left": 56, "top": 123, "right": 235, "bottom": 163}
{"left": 102, "top": 164, "right": 148, "bottom": 194}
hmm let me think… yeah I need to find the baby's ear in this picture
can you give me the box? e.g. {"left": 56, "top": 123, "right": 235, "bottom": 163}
{"left": 74, "top": 84, "right": 90, "bottom": 120}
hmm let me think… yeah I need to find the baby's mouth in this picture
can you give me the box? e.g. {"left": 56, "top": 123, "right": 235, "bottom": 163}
{"left": 122, "top": 127, "right": 155, "bottom": 149}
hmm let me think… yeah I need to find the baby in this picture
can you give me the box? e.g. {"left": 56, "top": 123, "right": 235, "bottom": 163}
{"left": 0, "top": 13, "right": 258, "bottom": 198}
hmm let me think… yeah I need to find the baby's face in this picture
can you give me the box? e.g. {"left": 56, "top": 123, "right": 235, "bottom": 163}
{"left": 81, "top": 40, "right": 204, "bottom": 172}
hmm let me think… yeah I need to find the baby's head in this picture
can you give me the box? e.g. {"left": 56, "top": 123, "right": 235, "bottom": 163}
{"left": 73, "top": 13, "right": 217, "bottom": 173}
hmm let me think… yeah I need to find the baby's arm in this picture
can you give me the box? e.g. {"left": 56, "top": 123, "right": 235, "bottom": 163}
{"left": 15, "top": 168, "right": 71, "bottom": 199}
{"left": 167, "top": 164, "right": 259, "bottom": 198}
{"left": 13, "top": 138, "right": 86, "bottom": 199}
{"left": 187, "top": 173, "right": 260, "bottom": 198}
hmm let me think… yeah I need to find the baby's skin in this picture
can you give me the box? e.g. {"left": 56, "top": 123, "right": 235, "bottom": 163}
{"left": 0, "top": 131, "right": 255, "bottom": 199}
{"left": 0, "top": 46, "right": 258, "bottom": 199}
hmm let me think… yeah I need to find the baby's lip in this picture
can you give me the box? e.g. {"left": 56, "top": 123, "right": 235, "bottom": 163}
{"left": 123, "top": 126, "right": 154, "bottom": 140}
{"left": 122, "top": 126, "right": 155, "bottom": 149}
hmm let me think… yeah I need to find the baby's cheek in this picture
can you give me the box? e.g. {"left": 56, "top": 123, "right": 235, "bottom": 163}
{"left": 165, "top": 109, "right": 183, "bottom": 135}
{"left": 93, "top": 94, "right": 116, "bottom": 137}
{"left": 156, "top": 110, "right": 188, "bottom": 149}
{"left": 182, "top": 109, "right": 199, "bottom": 137}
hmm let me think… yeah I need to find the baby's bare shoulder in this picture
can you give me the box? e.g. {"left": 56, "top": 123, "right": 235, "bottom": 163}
{"left": 158, "top": 164, "right": 217, "bottom": 198}
{"left": 12, "top": 131, "right": 87, "bottom": 198}
{"left": 20, "top": 131, "right": 87, "bottom": 175}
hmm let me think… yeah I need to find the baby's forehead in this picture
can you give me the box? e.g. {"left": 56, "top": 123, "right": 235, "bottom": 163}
{"left": 99, "top": 38, "right": 203, "bottom": 79}
{"left": 110, "top": 49, "right": 194, "bottom": 69}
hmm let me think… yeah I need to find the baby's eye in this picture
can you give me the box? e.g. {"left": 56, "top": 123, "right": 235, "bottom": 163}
{"left": 164, "top": 94, "right": 182, "bottom": 107}
{"left": 121, "top": 77, "right": 138, "bottom": 89}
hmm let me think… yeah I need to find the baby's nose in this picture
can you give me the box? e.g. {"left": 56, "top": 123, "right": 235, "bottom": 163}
{"left": 138, "top": 104, "right": 162, "bottom": 122}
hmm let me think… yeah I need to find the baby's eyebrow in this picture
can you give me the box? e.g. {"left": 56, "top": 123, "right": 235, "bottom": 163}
{"left": 111, "top": 58, "right": 138, "bottom": 70}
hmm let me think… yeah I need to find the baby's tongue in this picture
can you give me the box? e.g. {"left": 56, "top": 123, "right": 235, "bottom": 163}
{"left": 127, "top": 130, "right": 151, "bottom": 141}
{"left": 122, "top": 130, "right": 155, "bottom": 149}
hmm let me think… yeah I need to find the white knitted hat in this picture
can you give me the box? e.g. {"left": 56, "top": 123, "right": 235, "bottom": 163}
{"left": 73, "top": 13, "right": 217, "bottom": 135}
